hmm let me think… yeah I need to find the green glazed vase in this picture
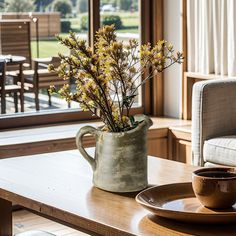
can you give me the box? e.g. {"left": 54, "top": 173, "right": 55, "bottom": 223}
{"left": 76, "top": 114, "right": 153, "bottom": 192}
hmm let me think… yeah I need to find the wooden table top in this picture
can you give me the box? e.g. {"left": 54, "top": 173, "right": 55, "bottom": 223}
{"left": 0, "top": 149, "right": 235, "bottom": 236}
{"left": 0, "top": 55, "right": 26, "bottom": 64}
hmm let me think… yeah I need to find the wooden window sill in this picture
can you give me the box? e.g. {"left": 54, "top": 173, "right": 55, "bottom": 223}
{"left": 0, "top": 117, "right": 191, "bottom": 159}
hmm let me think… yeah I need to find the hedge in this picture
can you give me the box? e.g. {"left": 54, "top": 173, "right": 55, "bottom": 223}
{"left": 80, "top": 14, "right": 123, "bottom": 30}
{"left": 61, "top": 20, "right": 71, "bottom": 32}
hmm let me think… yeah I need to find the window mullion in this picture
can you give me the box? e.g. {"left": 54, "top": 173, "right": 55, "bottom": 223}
{"left": 140, "top": 0, "right": 152, "bottom": 115}
{"left": 89, "top": 0, "right": 100, "bottom": 48}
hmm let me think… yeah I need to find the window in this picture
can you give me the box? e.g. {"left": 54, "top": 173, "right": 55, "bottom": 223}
{"left": 0, "top": 0, "right": 156, "bottom": 129}
{"left": 100, "top": 0, "right": 142, "bottom": 108}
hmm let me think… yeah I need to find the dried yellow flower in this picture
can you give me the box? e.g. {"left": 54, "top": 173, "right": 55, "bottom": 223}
{"left": 50, "top": 25, "right": 183, "bottom": 132}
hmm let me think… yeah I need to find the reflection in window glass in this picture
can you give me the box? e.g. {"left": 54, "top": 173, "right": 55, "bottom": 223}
{"left": 31, "top": 0, "right": 89, "bottom": 58}
{"left": 100, "top": 0, "right": 139, "bottom": 41}
{"left": 0, "top": 0, "right": 88, "bottom": 114}
{"left": 100, "top": 0, "right": 141, "bottom": 107}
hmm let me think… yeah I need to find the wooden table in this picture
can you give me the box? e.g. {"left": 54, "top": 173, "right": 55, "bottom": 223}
{"left": 0, "top": 150, "right": 235, "bottom": 236}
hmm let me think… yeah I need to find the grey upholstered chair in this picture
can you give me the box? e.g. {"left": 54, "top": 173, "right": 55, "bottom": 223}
{"left": 192, "top": 78, "right": 236, "bottom": 167}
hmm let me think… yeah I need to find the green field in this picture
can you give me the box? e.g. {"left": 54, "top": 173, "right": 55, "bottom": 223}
{"left": 31, "top": 40, "right": 69, "bottom": 58}
{"left": 31, "top": 12, "right": 139, "bottom": 58}
{"left": 70, "top": 11, "right": 139, "bottom": 31}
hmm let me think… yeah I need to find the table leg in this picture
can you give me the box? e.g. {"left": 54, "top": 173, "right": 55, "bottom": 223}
{"left": 19, "top": 63, "right": 24, "bottom": 112}
{"left": 1, "top": 91, "right": 6, "bottom": 114}
{"left": 14, "top": 92, "right": 19, "bottom": 113}
{"left": 0, "top": 198, "right": 12, "bottom": 236}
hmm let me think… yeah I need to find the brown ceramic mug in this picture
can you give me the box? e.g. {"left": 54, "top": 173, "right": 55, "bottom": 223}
{"left": 192, "top": 167, "right": 236, "bottom": 209}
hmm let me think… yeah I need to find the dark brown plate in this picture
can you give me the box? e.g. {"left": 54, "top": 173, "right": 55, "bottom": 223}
{"left": 136, "top": 182, "right": 236, "bottom": 224}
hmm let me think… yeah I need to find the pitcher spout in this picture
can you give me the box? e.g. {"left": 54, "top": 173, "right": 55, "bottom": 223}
{"left": 133, "top": 114, "right": 153, "bottom": 130}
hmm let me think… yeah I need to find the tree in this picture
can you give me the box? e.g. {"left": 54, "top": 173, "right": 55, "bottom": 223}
{"left": 101, "top": 0, "right": 118, "bottom": 8}
{"left": 77, "top": 0, "right": 88, "bottom": 13}
{"left": 5, "top": 0, "right": 35, "bottom": 12}
{"left": 70, "top": 0, "right": 77, "bottom": 7}
{"left": 0, "top": 0, "right": 4, "bottom": 11}
{"left": 34, "top": 0, "right": 54, "bottom": 11}
{"left": 53, "top": 0, "right": 72, "bottom": 18}
{"left": 118, "top": 0, "right": 132, "bottom": 11}
{"left": 132, "top": 1, "right": 138, "bottom": 11}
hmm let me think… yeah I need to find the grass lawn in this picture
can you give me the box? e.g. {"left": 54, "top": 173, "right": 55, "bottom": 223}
{"left": 76, "top": 11, "right": 139, "bottom": 30}
{"left": 113, "top": 11, "right": 139, "bottom": 28}
{"left": 31, "top": 11, "right": 139, "bottom": 58}
{"left": 31, "top": 40, "right": 69, "bottom": 58}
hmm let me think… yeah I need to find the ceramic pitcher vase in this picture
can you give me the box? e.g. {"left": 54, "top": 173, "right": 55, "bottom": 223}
{"left": 76, "top": 115, "right": 153, "bottom": 192}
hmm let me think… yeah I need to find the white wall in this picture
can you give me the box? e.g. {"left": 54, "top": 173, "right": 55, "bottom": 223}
{"left": 163, "top": 0, "right": 182, "bottom": 118}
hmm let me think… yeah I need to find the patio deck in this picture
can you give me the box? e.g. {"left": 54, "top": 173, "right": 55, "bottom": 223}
{"left": 1, "top": 92, "right": 79, "bottom": 115}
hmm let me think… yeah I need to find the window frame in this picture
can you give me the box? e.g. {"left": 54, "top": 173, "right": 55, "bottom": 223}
{"left": 0, "top": 0, "right": 163, "bottom": 130}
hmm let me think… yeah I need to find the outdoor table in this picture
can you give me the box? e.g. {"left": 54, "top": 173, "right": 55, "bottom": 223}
{"left": 0, "top": 55, "right": 26, "bottom": 112}
{"left": 0, "top": 149, "right": 235, "bottom": 236}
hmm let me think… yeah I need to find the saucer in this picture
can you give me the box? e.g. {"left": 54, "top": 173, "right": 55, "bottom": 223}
{"left": 136, "top": 182, "right": 236, "bottom": 224}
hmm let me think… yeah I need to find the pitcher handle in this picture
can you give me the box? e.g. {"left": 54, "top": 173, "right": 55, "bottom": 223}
{"left": 76, "top": 126, "right": 97, "bottom": 171}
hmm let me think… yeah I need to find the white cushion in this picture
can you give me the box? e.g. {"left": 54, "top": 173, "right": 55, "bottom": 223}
{"left": 203, "top": 135, "right": 236, "bottom": 166}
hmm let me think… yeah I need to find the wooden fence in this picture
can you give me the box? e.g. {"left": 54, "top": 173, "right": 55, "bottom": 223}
{"left": 0, "top": 12, "right": 60, "bottom": 38}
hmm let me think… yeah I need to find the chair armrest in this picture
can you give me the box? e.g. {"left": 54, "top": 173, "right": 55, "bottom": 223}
{"left": 192, "top": 78, "right": 236, "bottom": 166}
{"left": 33, "top": 57, "right": 52, "bottom": 64}
{"left": 32, "top": 57, "right": 53, "bottom": 70}
{"left": 23, "top": 62, "right": 31, "bottom": 69}
{"left": 32, "top": 57, "right": 60, "bottom": 69}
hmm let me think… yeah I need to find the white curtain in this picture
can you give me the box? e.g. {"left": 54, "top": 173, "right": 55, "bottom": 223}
{"left": 187, "top": 0, "right": 236, "bottom": 76}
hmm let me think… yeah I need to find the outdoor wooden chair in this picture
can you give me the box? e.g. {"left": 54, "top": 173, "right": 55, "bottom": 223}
{"left": 0, "top": 20, "right": 66, "bottom": 110}
{"left": 0, "top": 61, "right": 22, "bottom": 114}
{"left": 21, "top": 56, "right": 66, "bottom": 110}
{"left": 0, "top": 20, "right": 32, "bottom": 69}
{"left": 9, "top": 56, "right": 69, "bottom": 111}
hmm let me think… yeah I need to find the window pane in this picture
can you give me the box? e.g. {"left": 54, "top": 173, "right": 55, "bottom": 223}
{"left": 100, "top": 0, "right": 142, "bottom": 107}
{"left": 0, "top": 0, "right": 88, "bottom": 115}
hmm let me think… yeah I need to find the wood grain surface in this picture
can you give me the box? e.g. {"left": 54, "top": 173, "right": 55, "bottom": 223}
{"left": 0, "top": 149, "right": 235, "bottom": 235}
{"left": 0, "top": 117, "right": 191, "bottom": 159}
{"left": 0, "top": 198, "right": 12, "bottom": 236}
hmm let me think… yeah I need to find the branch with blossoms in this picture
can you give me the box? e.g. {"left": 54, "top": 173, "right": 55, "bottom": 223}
{"left": 48, "top": 25, "right": 183, "bottom": 132}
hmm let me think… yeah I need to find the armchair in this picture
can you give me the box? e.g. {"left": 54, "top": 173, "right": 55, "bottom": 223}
{"left": 0, "top": 20, "right": 32, "bottom": 69}
{"left": 0, "top": 20, "right": 67, "bottom": 110}
{"left": 192, "top": 78, "right": 236, "bottom": 167}
{"left": 8, "top": 56, "right": 66, "bottom": 111}
{"left": 21, "top": 56, "right": 64, "bottom": 110}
